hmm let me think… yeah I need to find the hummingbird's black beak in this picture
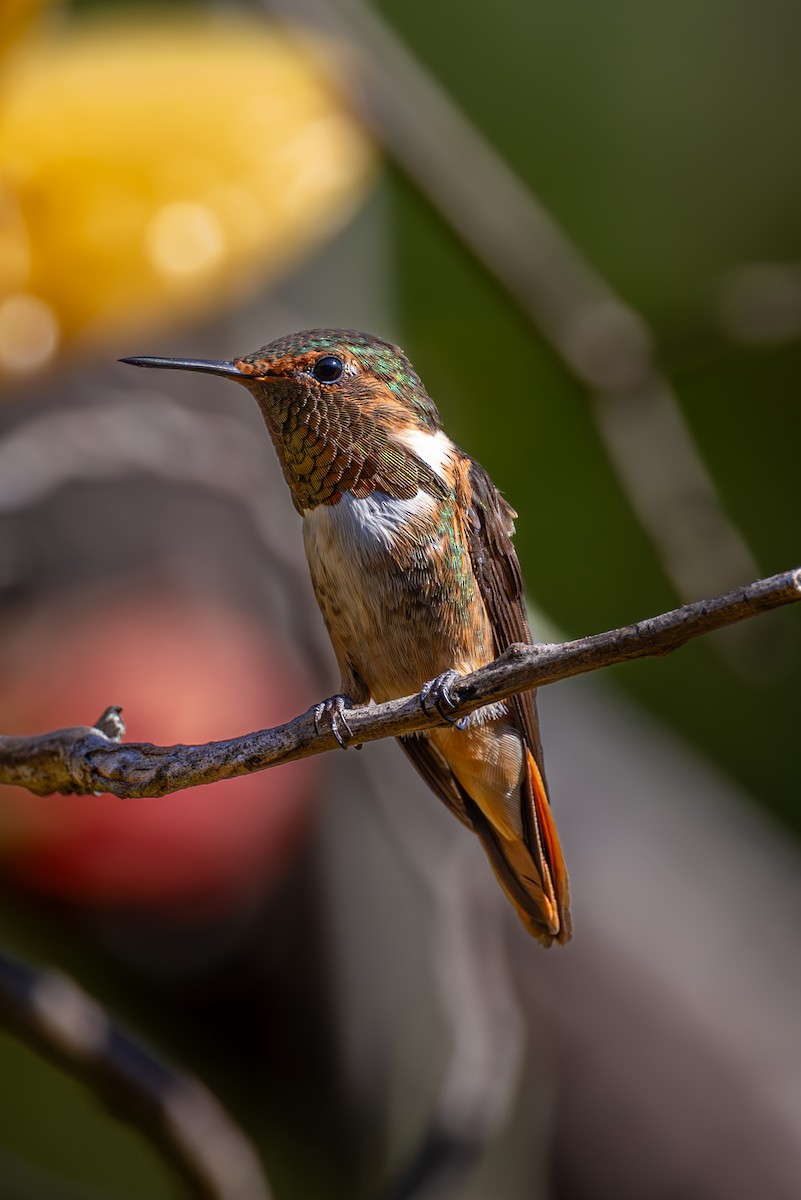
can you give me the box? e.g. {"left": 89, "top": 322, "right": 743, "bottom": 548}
{"left": 120, "top": 356, "right": 245, "bottom": 381}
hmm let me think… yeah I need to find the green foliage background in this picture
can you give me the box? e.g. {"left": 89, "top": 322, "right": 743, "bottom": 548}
{"left": 379, "top": 0, "right": 801, "bottom": 830}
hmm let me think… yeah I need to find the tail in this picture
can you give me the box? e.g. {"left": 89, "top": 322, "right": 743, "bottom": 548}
{"left": 402, "top": 726, "right": 571, "bottom": 946}
{"left": 469, "top": 747, "right": 571, "bottom": 946}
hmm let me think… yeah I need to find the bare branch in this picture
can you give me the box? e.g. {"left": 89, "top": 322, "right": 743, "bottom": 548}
{"left": 0, "top": 569, "right": 797, "bottom": 801}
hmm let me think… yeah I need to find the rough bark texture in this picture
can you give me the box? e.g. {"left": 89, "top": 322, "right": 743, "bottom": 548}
{"left": 1, "top": 568, "right": 797, "bottom": 800}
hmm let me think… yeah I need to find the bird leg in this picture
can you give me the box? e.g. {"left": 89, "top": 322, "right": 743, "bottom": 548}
{"left": 419, "top": 671, "right": 468, "bottom": 730}
{"left": 312, "top": 694, "right": 357, "bottom": 749}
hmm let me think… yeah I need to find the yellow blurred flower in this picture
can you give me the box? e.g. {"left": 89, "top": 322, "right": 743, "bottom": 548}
{"left": 0, "top": 13, "right": 376, "bottom": 376}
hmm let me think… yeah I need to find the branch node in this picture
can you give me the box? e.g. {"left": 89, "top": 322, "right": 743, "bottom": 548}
{"left": 503, "top": 642, "right": 533, "bottom": 662}
{"left": 94, "top": 706, "right": 125, "bottom": 742}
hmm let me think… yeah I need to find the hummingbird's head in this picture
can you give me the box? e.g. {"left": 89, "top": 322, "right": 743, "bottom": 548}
{"left": 122, "top": 329, "right": 449, "bottom": 513}
{"left": 235, "top": 329, "right": 443, "bottom": 430}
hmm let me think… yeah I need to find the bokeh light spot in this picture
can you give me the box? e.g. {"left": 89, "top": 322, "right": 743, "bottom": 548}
{"left": 0, "top": 292, "right": 59, "bottom": 372}
{"left": 146, "top": 201, "right": 225, "bottom": 278}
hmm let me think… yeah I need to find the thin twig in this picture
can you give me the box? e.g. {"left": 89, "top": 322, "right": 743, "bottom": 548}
{"left": 0, "top": 949, "right": 272, "bottom": 1200}
{"left": 0, "top": 568, "right": 797, "bottom": 801}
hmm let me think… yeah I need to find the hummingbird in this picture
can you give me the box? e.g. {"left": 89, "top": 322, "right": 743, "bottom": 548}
{"left": 122, "top": 330, "right": 571, "bottom": 945}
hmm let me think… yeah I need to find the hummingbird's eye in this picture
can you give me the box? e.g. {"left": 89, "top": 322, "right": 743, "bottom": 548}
{"left": 312, "top": 355, "right": 345, "bottom": 384}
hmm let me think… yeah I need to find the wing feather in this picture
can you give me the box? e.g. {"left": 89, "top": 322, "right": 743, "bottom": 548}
{"left": 398, "top": 734, "right": 474, "bottom": 830}
{"left": 395, "top": 452, "right": 571, "bottom": 944}
{"left": 462, "top": 459, "right": 571, "bottom": 943}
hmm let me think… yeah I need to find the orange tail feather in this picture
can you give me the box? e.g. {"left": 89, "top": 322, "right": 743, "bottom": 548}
{"left": 467, "top": 749, "right": 570, "bottom": 946}
{"left": 523, "top": 748, "right": 571, "bottom": 944}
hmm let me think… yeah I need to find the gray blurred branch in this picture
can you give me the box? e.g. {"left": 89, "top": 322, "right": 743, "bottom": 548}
{"left": 0, "top": 949, "right": 271, "bottom": 1200}
{"left": 261, "top": 0, "right": 761, "bottom": 608}
{"left": 0, "top": 567, "right": 797, "bottom": 800}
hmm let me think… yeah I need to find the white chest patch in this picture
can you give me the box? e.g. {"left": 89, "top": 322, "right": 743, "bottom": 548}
{"left": 304, "top": 488, "right": 436, "bottom": 558}
{"left": 395, "top": 427, "right": 454, "bottom": 482}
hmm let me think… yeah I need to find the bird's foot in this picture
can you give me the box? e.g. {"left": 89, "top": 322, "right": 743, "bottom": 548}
{"left": 313, "top": 694, "right": 356, "bottom": 750}
{"left": 420, "top": 671, "right": 468, "bottom": 730}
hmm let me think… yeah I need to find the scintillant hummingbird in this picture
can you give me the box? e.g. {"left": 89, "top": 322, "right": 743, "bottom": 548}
{"left": 123, "top": 330, "right": 571, "bottom": 945}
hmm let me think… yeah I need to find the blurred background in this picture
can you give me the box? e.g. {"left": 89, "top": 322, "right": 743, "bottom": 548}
{"left": 0, "top": 0, "right": 800, "bottom": 1197}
